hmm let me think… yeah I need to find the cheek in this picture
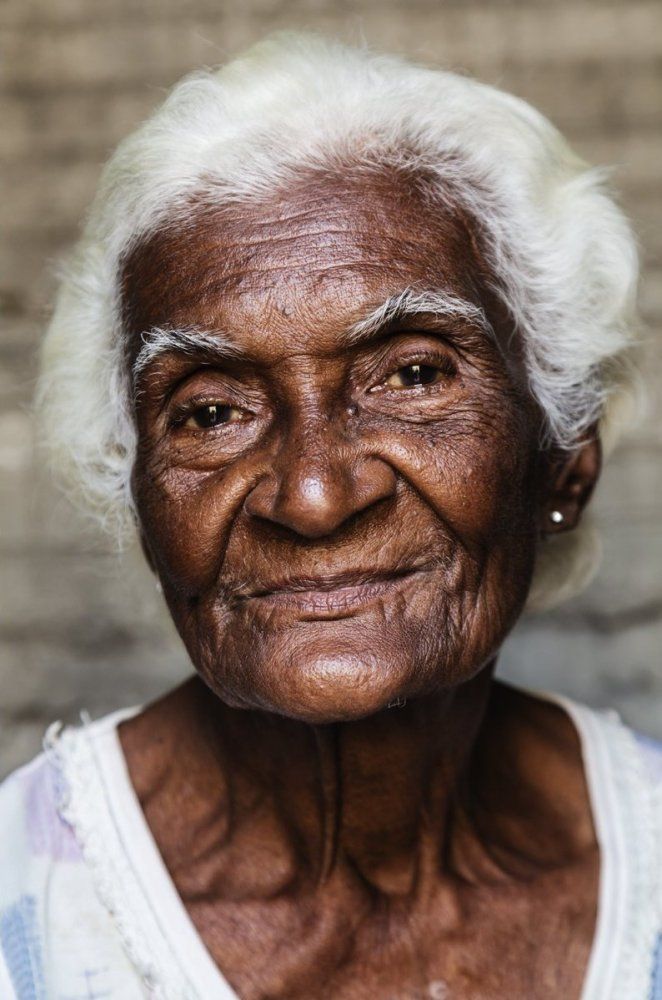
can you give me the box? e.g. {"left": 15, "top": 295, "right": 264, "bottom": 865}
{"left": 367, "top": 402, "right": 539, "bottom": 548}
{"left": 133, "top": 456, "right": 251, "bottom": 596}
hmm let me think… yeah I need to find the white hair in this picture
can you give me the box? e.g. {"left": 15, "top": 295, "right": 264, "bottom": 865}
{"left": 37, "top": 31, "right": 643, "bottom": 610}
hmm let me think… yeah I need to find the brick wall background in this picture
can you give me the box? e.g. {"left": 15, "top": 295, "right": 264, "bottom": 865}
{"left": 1, "top": 0, "right": 661, "bottom": 777}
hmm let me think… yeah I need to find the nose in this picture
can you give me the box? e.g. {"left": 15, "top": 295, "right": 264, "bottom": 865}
{"left": 244, "top": 421, "right": 397, "bottom": 539}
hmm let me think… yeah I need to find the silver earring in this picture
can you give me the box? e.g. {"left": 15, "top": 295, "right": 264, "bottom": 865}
{"left": 155, "top": 579, "right": 163, "bottom": 594}
{"left": 549, "top": 510, "right": 564, "bottom": 524}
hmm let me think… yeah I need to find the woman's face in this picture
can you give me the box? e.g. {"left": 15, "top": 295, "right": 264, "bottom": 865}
{"left": 127, "top": 171, "right": 546, "bottom": 723}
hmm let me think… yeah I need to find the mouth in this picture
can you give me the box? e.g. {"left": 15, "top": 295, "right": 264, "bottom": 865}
{"left": 237, "top": 565, "right": 432, "bottom": 618}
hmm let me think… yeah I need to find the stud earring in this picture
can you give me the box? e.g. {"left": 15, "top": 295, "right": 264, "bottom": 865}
{"left": 549, "top": 510, "right": 564, "bottom": 524}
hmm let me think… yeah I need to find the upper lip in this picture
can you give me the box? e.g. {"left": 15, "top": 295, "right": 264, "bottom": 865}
{"left": 238, "top": 563, "right": 431, "bottom": 599}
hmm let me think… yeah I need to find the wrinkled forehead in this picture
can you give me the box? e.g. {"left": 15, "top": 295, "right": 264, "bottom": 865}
{"left": 121, "top": 168, "right": 503, "bottom": 363}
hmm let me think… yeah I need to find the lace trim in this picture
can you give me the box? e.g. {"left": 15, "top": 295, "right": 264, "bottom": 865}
{"left": 593, "top": 710, "right": 660, "bottom": 999}
{"left": 44, "top": 715, "right": 199, "bottom": 1000}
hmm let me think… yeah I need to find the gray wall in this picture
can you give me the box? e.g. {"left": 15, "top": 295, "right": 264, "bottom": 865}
{"left": 1, "top": 0, "right": 661, "bottom": 777}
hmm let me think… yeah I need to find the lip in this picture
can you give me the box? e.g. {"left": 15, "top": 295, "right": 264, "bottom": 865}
{"left": 239, "top": 566, "right": 431, "bottom": 618}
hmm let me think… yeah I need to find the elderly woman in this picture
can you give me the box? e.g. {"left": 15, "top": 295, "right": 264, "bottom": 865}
{"left": 0, "top": 31, "right": 659, "bottom": 1000}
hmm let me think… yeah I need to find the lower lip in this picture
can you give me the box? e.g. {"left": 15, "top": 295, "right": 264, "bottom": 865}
{"left": 248, "top": 572, "right": 424, "bottom": 617}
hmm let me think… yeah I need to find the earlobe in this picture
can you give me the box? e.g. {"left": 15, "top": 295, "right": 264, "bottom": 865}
{"left": 539, "top": 426, "right": 602, "bottom": 536}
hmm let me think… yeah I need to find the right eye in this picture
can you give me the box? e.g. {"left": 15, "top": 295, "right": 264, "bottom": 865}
{"left": 184, "top": 404, "right": 243, "bottom": 429}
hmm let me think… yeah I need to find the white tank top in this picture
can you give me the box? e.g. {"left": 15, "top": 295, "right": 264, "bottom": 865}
{"left": 0, "top": 691, "right": 661, "bottom": 999}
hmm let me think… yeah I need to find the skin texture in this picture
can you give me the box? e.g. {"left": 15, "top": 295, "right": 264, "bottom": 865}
{"left": 119, "top": 168, "right": 602, "bottom": 999}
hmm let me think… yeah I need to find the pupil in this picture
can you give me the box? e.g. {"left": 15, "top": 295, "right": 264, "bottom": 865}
{"left": 195, "top": 404, "right": 230, "bottom": 427}
{"left": 402, "top": 364, "right": 437, "bottom": 386}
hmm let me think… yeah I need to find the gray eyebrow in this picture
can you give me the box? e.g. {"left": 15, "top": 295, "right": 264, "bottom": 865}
{"left": 131, "top": 288, "right": 495, "bottom": 384}
{"left": 132, "top": 326, "right": 246, "bottom": 384}
{"left": 341, "top": 287, "right": 494, "bottom": 347}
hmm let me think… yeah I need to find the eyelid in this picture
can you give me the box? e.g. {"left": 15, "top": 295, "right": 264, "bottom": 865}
{"left": 387, "top": 323, "right": 491, "bottom": 366}
{"left": 387, "top": 349, "right": 456, "bottom": 369}
{"left": 139, "top": 361, "right": 220, "bottom": 412}
{"left": 371, "top": 326, "right": 457, "bottom": 358}
{"left": 166, "top": 365, "right": 264, "bottom": 414}
{"left": 150, "top": 362, "right": 256, "bottom": 411}
{"left": 383, "top": 326, "right": 457, "bottom": 349}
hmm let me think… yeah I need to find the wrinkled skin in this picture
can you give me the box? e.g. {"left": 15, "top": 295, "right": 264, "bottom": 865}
{"left": 119, "top": 169, "right": 602, "bottom": 999}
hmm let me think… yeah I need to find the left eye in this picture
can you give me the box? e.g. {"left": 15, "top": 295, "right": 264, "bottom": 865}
{"left": 184, "top": 404, "right": 242, "bottom": 429}
{"left": 384, "top": 364, "right": 445, "bottom": 388}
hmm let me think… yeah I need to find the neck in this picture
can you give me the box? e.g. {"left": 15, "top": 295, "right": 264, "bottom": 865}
{"left": 120, "top": 667, "right": 597, "bottom": 906}
{"left": 172, "top": 667, "right": 495, "bottom": 896}
{"left": 308, "top": 669, "right": 494, "bottom": 892}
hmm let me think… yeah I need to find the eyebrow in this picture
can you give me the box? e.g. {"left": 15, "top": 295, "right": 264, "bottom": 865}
{"left": 131, "top": 287, "right": 495, "bottom": 383}
{"left": 341, "top": 287, "right": 494, "bottom": 347}
{"left": 132, "top": 326, "right": 247, "bottom": 384}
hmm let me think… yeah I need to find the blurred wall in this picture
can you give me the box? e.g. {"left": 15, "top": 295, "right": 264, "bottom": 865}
{"left": 1, "top": 0, "right": 661, "bottom": 777}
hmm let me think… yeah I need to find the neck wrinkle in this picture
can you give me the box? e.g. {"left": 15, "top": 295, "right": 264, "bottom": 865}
{"left": 296, "top": 664, "right": 496, "bottom": 897}
{"left": 313, "top": 722, "right": 343, "bottom": 886}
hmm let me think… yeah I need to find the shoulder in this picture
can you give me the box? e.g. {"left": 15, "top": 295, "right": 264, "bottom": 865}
{"left": 501, "top": 685, "right": 662, "bottom": 900}
{"left": 0, "top": 709, "right": 144, "bottom": 999}
{"left": 542, "top": 690, "right": 662, "bottom": 820}
{"left": 500, "top": 687, "right": 662, "bottom": 995}
{"left": 630, "top": 728, "right": 662, "bottom": 789}
{"left": 0, "top": 705, "right": 141, "bottom": 874}
{"left": 557, "top": 693, "right": 662, "bottom": 803}
{"left": 0, "top": 739, "right": 83, "bottom": 886}
{"left": 0, "top": 742, "right": 84, "bottom": 999}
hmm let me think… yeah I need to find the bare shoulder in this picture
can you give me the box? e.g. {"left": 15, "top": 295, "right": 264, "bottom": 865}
{"left": 486, "top": 679, "right": 588, "bottom": 774}
{"left": 478, "top": 679, "right": 598, "bottom": 852}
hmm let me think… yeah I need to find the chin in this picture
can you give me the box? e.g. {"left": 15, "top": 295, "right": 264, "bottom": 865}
{"left": 267, "top": 652, "right": 409, "bottom": 724}
{"left": 196, "top": 620, "right": 454, "bottom": 724}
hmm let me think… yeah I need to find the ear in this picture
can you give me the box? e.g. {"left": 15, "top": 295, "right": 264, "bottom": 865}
{"left": 538, "top": 424, "right": 602, "bottom": 536}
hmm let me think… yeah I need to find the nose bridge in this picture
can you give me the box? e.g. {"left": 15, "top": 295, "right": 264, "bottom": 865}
{"left": 275, "top": 361, "right": 345, "bottom": 469}
{"left": 272, "top": 397, "right": 354, "bottom": 532}
{"left": 245, "top": 395, "right": 396, "bottom": 539}
{"left": 288, "top": 402, "right": 341, "bottom": 472}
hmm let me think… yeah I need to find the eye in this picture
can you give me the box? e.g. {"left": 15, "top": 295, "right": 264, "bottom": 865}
{"left": 184, "top": 404, "right": 243, "bottom": 429}
{"left": 384, "top": 363, "right": 448, "bottom": 389}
